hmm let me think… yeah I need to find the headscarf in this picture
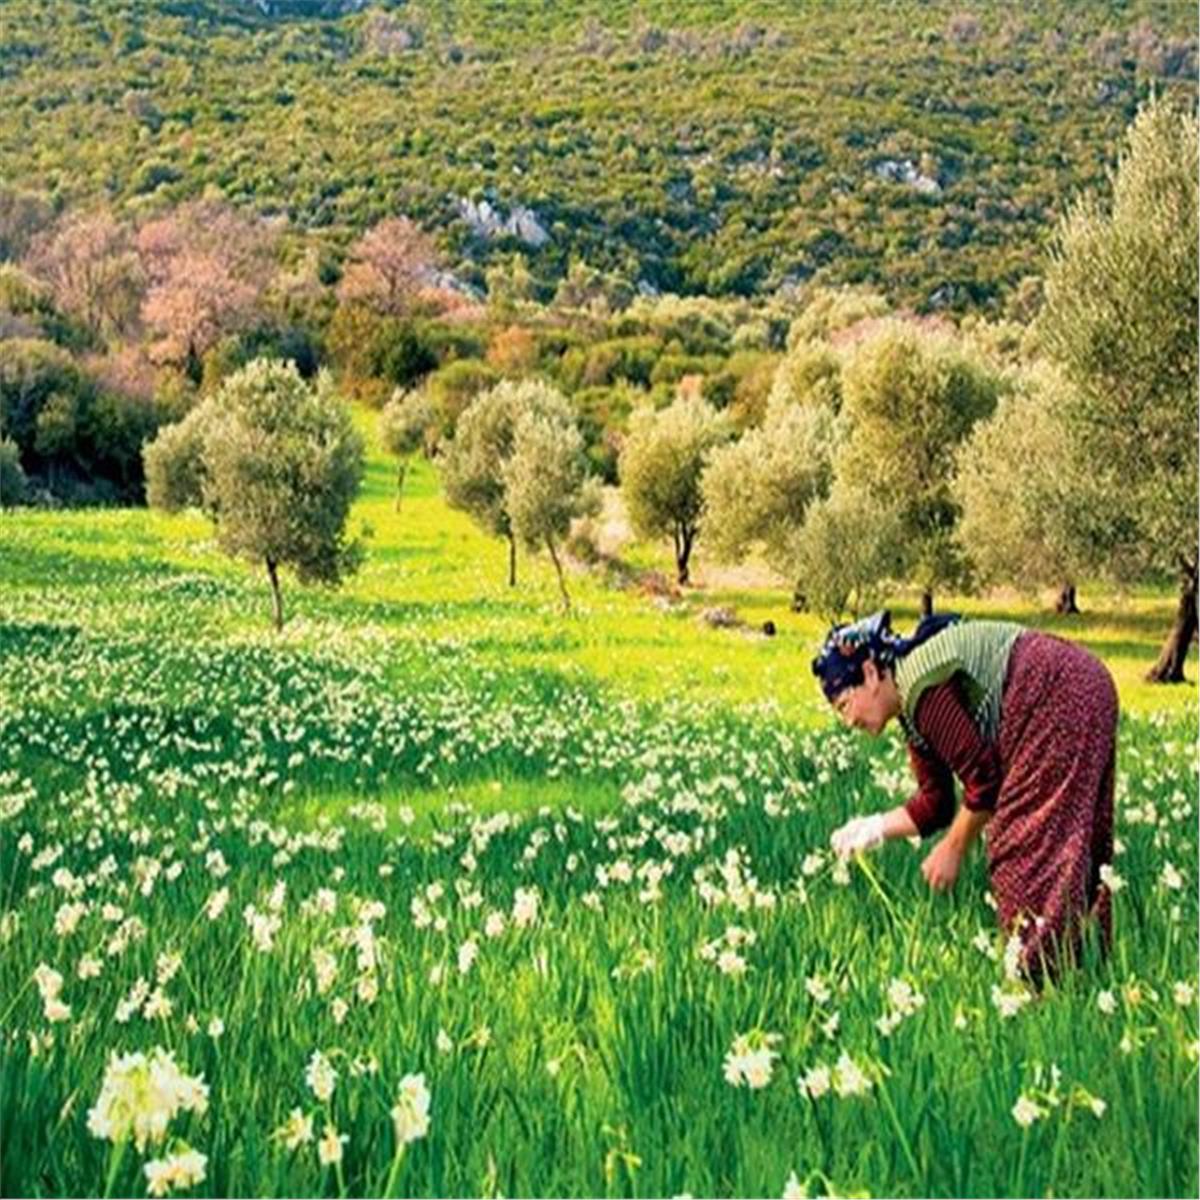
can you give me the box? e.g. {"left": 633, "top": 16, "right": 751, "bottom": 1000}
{"left": 811, "top": 609, "right": 961, "bottom": 702}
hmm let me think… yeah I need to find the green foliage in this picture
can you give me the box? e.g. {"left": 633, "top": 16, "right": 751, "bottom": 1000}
{"left": 1038, "top": 95, "right": 1199, "bottom": 582}
{"left": 698, "top": 349, "right": 775, "bottom": 416}
{"left": 558, "top": 335, "right": 659, "bottom": 390}
{"left": 953, "top": 365, "right": 1087, "bottom": 594}
{"left": 1, "top": 2, "right": 1191, "bottom": 312}
{"left": 0, "top": 186, "right": 53, "bottom": 261}
{"left": 701, "top": 399, "right": 834, "bottom": 571}
{"left": 0, "top": 435, "right": 27, "bottom": 506}
{"left": 200, "top": 322, "right": 324, "bottom": 392}
{"left": 619, "top": 391, "right": 730, "bottom": 583}
{"left": 327, "top": 306, "right": 438, "bottom": 403}
{"left": 837, "top": 322, "right": 1003, "bottom": 597}
{"left": 785, "top": 484, "right": 906, "bottom": 620}
{"left": 767, "top": 340, "right": 843, "bottom": 415}
{"left": 379, "top": 386, "right": 435, "bottom": 508}
{"left": 503, "top": 405, "right": 602, "bottom": 609}
{"left": 143, "top": 358, "right": 365, "bottom": 626}
{"left": 0, "top": 337, "right": 188, "bottom": 502}
{"left": 0, "top": 338, "right": 85, "bottom": 454}
{"left": 141, "top": 401, "right": 213, "bottom": 513}
{"left": 425, "top": 358, "right": 500, "bottom": 444}
{"left": 440, "top": 378, "right": 580, "bottom": 582}
{"left": 785, "top": 285, "right": 890, "bottom": 349}
{"left": 380, "top": 388, "right": 434, "bottom": 460}
{"left": 571, "top": 382, "right": 637, "bottom": 484}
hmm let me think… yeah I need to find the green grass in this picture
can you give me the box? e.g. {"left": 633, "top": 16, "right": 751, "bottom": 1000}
{"left": 0, "top": 417, "right": 1195, "bottom": 1198}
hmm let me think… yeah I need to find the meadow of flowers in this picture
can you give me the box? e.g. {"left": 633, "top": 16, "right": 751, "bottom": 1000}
{"left": 1, "top": 500, "right": 1197, "bottom": 1198}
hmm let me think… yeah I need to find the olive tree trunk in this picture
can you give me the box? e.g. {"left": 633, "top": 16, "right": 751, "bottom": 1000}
{"left": 546, "top": 535, "right": 571, "bottom": 613}
{"left": 1146, "top": 556, "right": 1198, "bottom": 683}
{"left": 920, "top": 590, "right": 934, "bottom": 617}
{"left": 673, "top": 523, "right": 695, "bottom": 586}
{"left": 1055, "top": 583, "right": 1080, "bottom": 614}
{"left": 394, "top": 460, "right": 408, "bottom": 513}
{"left": 265, "top": 557, "right": 284, "bottom": 632}
{"left": 507, "top": 532, "right": 517, "bottom": 587}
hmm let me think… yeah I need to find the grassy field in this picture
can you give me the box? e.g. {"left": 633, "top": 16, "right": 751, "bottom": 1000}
{"left": 0, "top": 420, "right": 1196, "bottom": 1198}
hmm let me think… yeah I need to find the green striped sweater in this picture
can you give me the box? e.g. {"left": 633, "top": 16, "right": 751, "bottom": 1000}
{"left": 894, "top": 620, "right": 1024, "bottom": 743}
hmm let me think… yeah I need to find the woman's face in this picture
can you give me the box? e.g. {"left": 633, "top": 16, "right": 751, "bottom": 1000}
{"left": 831, "top": 659, "right": 899, "bottom": 735}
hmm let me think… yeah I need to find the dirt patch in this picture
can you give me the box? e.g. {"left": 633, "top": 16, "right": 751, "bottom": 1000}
{"left": 592, "top": 486, "right": 786, "bottom": 591}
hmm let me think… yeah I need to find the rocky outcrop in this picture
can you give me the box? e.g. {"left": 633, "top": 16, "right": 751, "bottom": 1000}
{"left": 455, "top": 197, "right": 550, "bottom": 247}
{"left": 874, "top": 159, "right": 941, "bottom": 195}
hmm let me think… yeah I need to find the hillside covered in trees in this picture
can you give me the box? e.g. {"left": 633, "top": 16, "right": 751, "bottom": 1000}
{"left": 0, "top": 0, "right": 1194, "bottom": 310}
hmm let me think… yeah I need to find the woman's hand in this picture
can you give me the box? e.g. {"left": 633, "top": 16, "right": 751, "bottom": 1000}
{"left": 830, "top": 812, "right": 887, "bottom": 858}
{"left": 921, "top": 837, "right": 964, "bottom": 892}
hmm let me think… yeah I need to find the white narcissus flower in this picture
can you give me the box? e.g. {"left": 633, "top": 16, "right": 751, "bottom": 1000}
{"left": 716, "top": 949, "right": 747, "bottom": 977}
{"left": 143, "top": 1145, "right": 207, "bottom": 1196}
{"left": 86, "top": 1047, "right": 209, "bottom": 1152}
{"left": 34, "top": 963, "right": 64, "bottom": 1001}
{"left": 305, "top": 1051, "right": 337, "bottom": 1103}
{"left": 457, "top": 939, "right": 478, "bottom": 975}
{"left": 782, "top": 1169, "right": 806, "bottom": 1200}
{"left": 77, "top": 955, "right": 103, "bottom": 980}
{"left": 804, "top": 975, "right": 831, "bottom": 1005}
{"left": 1159, "top": 862, "right": 1183, "bottom": 891}
{"left": 831, "top": 1052, "right": 871, "bottom": 1098}
{"left": 317, "top": 1124, "right": 346, "bottom": 1166}
{"left": 991, "top": 984, "right": 1032, "bottom": 1019}
{"left": 511, "top": 887, "right": 539, "bottom": 928}
{"left": 391, "top": 1072, "right": 432, "bottom": 1145}
{"left": 312, "top": 948, "right": 338, "bottom": 995}
{"left": 1011, "top": 1094, "right": 1048, "bottom": 1127}
{"left": 54, "top": 901, "right": 88, "bottom": 937}
{"left": 272, "top": 1107, "right": 314, "bottom": 1151}
{"left": 204, "top": 888, "right": 229, "bottom": 920}
{"left": 797, "top": 1065, "right": 831, "bottom": 1099}
{"left": 723, "top": 1032, "right": 780, "bottom": 1090}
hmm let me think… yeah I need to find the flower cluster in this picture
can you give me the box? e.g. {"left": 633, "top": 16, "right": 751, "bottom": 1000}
{"left": 86, "top": 1047, "right": 209, "bottom": 1151}
{"left": 723, "top": 1030, "right": 781, "bottom": 1089}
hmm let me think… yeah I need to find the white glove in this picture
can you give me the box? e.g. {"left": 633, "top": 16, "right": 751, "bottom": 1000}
{"left": 830, "top": 813, "right": 887, "bottom": 858}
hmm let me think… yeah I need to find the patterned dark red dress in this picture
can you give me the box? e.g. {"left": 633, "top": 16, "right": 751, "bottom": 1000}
{"left": 904, "top": 631, "right": 1118, "bottom": 981}
{"left": 989, "top": 632, "right": 1118, "bottom": 979}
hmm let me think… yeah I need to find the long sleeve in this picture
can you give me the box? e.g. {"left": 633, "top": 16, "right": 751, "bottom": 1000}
{"left": 904, "top": 737, "right": 957, "bottom": 837}
{"left": 911, "top": 678, "right": 1003, "bottom": 814}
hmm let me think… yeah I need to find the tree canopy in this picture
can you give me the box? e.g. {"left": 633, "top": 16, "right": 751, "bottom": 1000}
{"left": 143, "top": 358, "right": 365, "bottom": 629}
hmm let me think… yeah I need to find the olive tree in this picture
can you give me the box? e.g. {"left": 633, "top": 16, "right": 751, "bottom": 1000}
{"left": 619, "top": 393, "right": 729, "bottom": 585}
{"left": 836, "top": 322, "right": 1001, "bottom": 614}
{"left": 1038, "top": 98, "right": 1199, "bottom": 681}
{"left": 503, "top": 409, "right": 601, "bottom": 612}
{"left": 379, "top": 387, "right": 434, "bottom": 511}
{"left": 953, "top": 365, "right": 1089, "bottom": 612}
{"left": 783, "top": 483, "right": 905, "bottom": 621}
{"left": 765, "top": 339, "right": 843, "bottom": 415}
{"left": 700, "top": 396, "right": 835, "bottom": 593}
{"left": 144, "top": 359, "right": 365, "bottom": 630}
{"left": 440, "top": 379, "right": 575, "bottom": 587}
